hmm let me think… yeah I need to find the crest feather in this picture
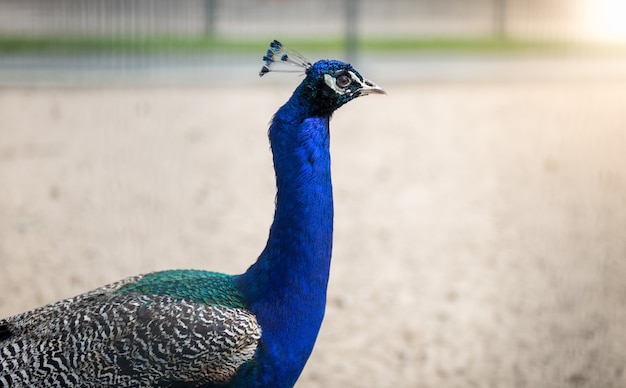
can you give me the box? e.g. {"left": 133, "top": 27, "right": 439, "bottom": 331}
{"left": 259, "top": 40, "right": 312, "bottom": 77}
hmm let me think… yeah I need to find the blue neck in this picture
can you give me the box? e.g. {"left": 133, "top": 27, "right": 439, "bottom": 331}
{"left": 236, "top": 85, "right": 334, "bottom": 386}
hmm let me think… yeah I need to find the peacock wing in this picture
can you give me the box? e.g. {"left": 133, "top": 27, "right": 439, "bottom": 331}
{"left": 1, "top": 284, "right": 260, "bottom": 387}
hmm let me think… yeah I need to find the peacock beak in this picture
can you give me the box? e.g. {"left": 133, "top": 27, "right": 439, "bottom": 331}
{"left": 358, "top": 78, "right": 386, "bottom": 95}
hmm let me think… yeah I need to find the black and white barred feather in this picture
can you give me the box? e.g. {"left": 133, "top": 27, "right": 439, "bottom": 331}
{"left": 0, "top": 276, "right": 260, "bottom": 387}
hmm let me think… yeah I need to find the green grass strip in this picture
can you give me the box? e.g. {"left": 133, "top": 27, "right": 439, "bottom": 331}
{"left": 0, "top": 35, "right": 609, "bottom": 55}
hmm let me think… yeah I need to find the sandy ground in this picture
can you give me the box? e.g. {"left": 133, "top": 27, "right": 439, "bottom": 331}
{"left": 1, "top": 78, "right": 626, "bottom": 387}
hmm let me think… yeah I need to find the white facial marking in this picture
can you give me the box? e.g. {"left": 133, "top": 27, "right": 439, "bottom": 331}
{"left": 323, "top": 71, "right": 365, "bottom": 96}
{"left": 324, "top": 74, "right": 345, "bottom": 94}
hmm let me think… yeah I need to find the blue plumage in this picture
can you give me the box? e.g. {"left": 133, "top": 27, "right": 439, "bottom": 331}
{"left": 0, "top": 40, "right": 384, "bottom": 387}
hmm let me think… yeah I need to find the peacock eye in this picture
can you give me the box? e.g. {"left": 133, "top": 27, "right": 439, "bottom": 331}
{"left": 336, "top": 74, "right": 351, "bottom": 88}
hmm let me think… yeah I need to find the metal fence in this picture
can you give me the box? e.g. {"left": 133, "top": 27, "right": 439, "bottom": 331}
{"left": 0, "top": 0, "right": 591, "bottom": 42}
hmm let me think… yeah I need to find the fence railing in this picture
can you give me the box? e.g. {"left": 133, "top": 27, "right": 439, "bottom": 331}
{"left": 0, "top": 0, "right": 593, "bottom": 43}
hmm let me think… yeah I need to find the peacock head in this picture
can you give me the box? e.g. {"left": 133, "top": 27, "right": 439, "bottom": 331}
{"left": 260, "top": 40, "right": 385, "bottom": 116}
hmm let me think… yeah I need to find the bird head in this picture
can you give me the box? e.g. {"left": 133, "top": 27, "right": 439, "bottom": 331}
{"left": 260, "top": 40, "right": 385, "bottom": 117}
{"left": 302, "top": 59, "right": 385, "bottom": 115}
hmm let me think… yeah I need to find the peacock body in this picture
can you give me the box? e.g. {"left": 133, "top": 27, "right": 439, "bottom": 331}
{"left": 0, "top": 40, "right": 384, "bottom": 388}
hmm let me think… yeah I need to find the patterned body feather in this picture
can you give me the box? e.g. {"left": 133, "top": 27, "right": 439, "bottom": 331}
{"left": 1, "top": 273, "right": 260, "bottom": 387}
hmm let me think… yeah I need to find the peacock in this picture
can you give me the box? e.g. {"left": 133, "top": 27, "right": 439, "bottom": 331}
{"left": 0, "top": 40, "right": 384, "bottom": 387}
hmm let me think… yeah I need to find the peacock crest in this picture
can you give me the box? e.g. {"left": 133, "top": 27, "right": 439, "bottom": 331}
{"left": 259, "top": 40, "right": 312, "bottom": 77}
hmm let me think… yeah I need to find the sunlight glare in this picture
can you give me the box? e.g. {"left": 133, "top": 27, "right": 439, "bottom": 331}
{"left": 582, "top": 0, "right": 626, "bottom": 42}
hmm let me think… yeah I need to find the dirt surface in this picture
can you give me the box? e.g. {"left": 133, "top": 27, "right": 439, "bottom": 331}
{"left": 1, "top": 80, "right": 625, "bottom": 387}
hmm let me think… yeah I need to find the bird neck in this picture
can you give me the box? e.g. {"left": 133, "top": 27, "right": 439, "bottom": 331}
{"left": 236, "top": 86, "right": 334, "bottom": 385}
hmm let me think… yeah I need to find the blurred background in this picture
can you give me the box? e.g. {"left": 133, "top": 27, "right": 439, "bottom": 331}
{"left": 1, "top": 0, "right": 626, "bottom": 85}
{"left": 1, "top": 1, "right": 626, "bottom": 387}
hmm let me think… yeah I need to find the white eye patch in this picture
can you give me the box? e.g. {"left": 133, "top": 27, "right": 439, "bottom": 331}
{"left": 323, "top": 71, "right": 362, "bottom": 95}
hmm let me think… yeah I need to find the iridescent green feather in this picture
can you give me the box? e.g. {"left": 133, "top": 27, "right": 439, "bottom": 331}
{"left": 115, "top": 269, "right": 246, "bottom": 309}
